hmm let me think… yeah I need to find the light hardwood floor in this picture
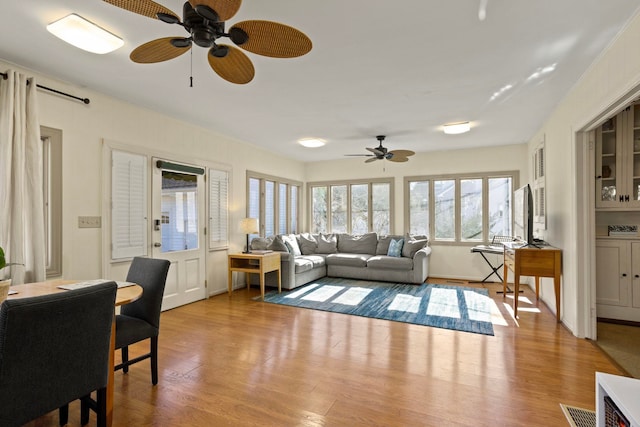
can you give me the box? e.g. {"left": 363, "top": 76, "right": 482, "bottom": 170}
{"left": 28, "top": 278, "right": 625, "bottom": 427}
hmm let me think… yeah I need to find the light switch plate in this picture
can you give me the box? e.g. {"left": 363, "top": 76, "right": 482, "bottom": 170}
{"left": 78, "top": 216, "right": 101, "bottom": 228}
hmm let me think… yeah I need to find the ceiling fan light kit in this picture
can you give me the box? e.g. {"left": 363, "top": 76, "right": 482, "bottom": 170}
{"left": 103, "top": 0, "right": 312, "bottom": 84}
{"left": 443, "top": 122, "right": 471, "bottom": 135}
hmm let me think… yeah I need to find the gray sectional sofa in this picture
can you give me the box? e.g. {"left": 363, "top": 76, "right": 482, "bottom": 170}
{"left": 249, "top": 232, "right": 431, "bottom": 290}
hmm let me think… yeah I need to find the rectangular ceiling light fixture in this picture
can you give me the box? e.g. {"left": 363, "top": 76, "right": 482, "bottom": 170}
{"left": 47, "top": 13, "right": 124, "bottom": 54}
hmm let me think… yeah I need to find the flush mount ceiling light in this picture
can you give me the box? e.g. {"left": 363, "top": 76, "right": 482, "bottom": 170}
{"left": 443, "top": 122, "right": 471, "bottom": 135}
{"left": 298, "top": 138, "right": 326, "bottom": 148}
{"left": 47, "top": 13, "right": 124, "bottom": 54}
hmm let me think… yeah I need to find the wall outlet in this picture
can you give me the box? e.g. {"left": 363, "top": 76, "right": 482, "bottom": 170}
{"left": 78, "top": 216, "right": 101, "bottom": 228}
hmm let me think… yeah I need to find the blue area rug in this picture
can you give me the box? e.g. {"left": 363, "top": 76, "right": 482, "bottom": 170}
{"left": 259, "top": 277, "right": 494, "bottom": 336}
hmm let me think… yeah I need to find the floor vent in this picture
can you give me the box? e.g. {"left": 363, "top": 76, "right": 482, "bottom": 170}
{"left": 560, "top": 404, "right": 595, "bottom": 427}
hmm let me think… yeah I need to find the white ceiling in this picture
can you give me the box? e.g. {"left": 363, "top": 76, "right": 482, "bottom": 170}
{"left": 1, "top": 1, "right": 639, "bottom": 162}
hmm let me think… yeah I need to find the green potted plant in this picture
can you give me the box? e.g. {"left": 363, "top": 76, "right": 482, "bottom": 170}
{"left": 0, "top": 246, "right": 21, "bottom": 300}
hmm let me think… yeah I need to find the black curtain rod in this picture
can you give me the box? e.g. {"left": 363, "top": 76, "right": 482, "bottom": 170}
{"left": 0, "top": 72, "right": 90, "bottom": 105}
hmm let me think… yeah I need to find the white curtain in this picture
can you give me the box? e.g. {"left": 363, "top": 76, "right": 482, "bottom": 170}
{"left": 0, "top": 70, "right": 45, "bottom": 284}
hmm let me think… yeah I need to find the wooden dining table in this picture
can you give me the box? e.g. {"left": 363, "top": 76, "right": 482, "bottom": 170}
{"left": 7, "top": 279, "right": 143, "bottom": 427}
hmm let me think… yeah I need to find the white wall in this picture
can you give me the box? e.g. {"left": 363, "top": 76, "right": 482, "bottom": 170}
{"left": 0, "top": 59, "right": 305, "bottom": 295}
{"left": 525, "top": 11, "right": 640, "bottom": 335}
{"left": 305, "top": 143, "right": 529, "bottom": 281}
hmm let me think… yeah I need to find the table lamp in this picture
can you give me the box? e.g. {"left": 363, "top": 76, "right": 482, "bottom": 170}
{"left": 240, "top": 217, "right": 259, "bottom": 253}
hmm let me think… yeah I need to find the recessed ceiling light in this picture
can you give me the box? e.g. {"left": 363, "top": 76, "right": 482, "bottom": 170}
{"left": 298, "top": 138, "right": 326, "bottom": 148}
{"left": 47, "top": 13, "right": 124, "bottom": 54}
{"left": 443, "top": 122, "right": 471, "bottom": 135}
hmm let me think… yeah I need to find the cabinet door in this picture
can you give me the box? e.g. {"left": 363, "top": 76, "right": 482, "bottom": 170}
{"left": 595, "top": 116, "right": 622, "bottom": 208}
{"left": 596, "top": 240, "right": 631, "bottom": 307}
{"left": 633, "top": 242, "right": 640, "bottom": 308}
{"left": 625, "top": 104, "right": 640, "bottom": 208}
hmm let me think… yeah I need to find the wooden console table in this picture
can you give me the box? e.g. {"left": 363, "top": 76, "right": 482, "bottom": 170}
{"left": 502, "top": 244, "right": 562, "bottom": 321}
{"left": 228, "top": 252, "right": 281, "bottom": 300}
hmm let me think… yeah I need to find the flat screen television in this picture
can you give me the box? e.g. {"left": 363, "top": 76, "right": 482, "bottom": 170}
{"left": 513, "top": 184, "right": 534, "bottom": 245}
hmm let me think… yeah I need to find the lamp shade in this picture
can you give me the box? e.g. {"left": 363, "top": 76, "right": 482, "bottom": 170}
{"left": 239, "top": 217, "right": 259, "bottom": 234}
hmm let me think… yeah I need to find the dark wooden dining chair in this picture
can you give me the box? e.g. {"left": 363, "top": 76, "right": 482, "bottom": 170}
{"left": 0, "top": 281, "right": 117, "bottom": 427}
{"left": 115, "top": 257, "right": 170, "bottom": 385}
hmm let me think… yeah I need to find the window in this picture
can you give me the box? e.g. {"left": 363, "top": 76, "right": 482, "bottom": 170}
{"left": 208, "top": 168, "right": 229, "bottom": 249}
{"left": 308, "top": 178, "right": 393, "bottom": 235}
{"left": 405, "top": 172, "right": 517, "bottom": 243}
{"left": 41, "top": 126, "right": 62, "bottom": 277}
{"left": 247, "top": 171, "right": 301, "bottom": 237}
{"left": 533, "top": 139, "right": 546, "bottom": 229}
{"left": 111, "top": 149, "right": 148, "bottom": 260}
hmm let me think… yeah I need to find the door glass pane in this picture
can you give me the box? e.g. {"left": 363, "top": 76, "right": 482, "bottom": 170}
{"left": 409, "top": 180, "right": 429, "bottom": 236}
{"left": 311, "top": 186, "right": 327, "bottom": 233}
{"left": 488, "top": 177, "right": 512, "bottom": 239}
{"left": 161, "top": 171, "right": 198, "bottom": 252}
{"left": 372, "top": 182, "right": 390, "bottom": 235}
{"left": 434, "top": 180, "right": 455, "bottom": 240}
{"left": 351, "top": 184, "right": 368, "bottom": 234}
{"left": 331, "top": 185, "right": 347, "bottom": 233}
{"left": 461, "top": 178, "right": 482, "bottom": 241}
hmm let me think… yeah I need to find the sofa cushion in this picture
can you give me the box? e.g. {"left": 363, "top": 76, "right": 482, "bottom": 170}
{"left": 387, "top": 238, "right": 404, "bottom": 257}
{"left": 376, "top": 235, "right": 404, "bottom": 255}
{"left": 402, "top": 238, "right": 428, "bottom": 258}
{"left": 294, "top": 257, "right": 315, "bottom": 273}
{"left": 325, "top": 253, "right": 371, "bottom": 267}
{"left": 268, "top": 235, "right": 289, "bottom": 252}
{"left": 337, "top": 232, "right": 377, "bottom": 254}
{"left": 281, "top": 234, "right": 302, "bottom": 256}
{"left": 316, "top": 233, "right": 338, "bottom": 254}
{"left": 367, "top": 255, "right": 414, "bottom": 270}
{"left": 250, "top": 236, "right": 273, "bottom": 250}
{"left": 298, "top": 233, "right": 318, "bottom": 255}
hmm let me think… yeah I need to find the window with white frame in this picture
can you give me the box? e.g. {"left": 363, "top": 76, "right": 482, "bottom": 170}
{"left": 40, "top": 126, "right": 62, "bottom": 277}
{"left": 208, "top": 168, "right": 229, "bottom": 249}
{"left": 405, "top": 172, "right": 516, "bottom": 243}
{"left": 111, "top": 149, "right": 148, "bottom": 260}
{"left": 247, "top": 171, "right": 301, "bottom": 237}
{"left": 308, "top": 178, "right": 393, "bottom": 235}
{"left": 533, "top": 139, "right": 546, "bottom": 229}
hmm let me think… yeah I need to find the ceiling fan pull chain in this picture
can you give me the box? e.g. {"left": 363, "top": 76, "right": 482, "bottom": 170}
{"left": 190, "top": 47, "right": 193, "bottom": 87}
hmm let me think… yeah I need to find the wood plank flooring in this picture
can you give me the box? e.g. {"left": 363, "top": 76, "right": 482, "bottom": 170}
{"left": 27, "top": 279, "right": 625, "bottom": 426}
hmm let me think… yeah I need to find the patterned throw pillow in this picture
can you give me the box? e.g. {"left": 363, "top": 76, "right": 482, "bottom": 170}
{"left": 387, "top": 238, "right": 404, "bottom": 257}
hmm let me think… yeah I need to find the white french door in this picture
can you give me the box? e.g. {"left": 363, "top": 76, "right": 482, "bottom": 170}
{"left": 152, "top": 158, "right": 206, "bottom": 310}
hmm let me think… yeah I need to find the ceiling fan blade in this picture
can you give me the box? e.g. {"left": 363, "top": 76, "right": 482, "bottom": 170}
{"left": 208, "top": 44, "right": 255, "bottom": 84}
{"left": 189, "top": 0, "right": 241, "bottom": 22}
{"left": 365, "top": 157, "right": 379, "bottom": 163}
{"left": 389, "top": 149, "right": 415, "bottom": 157}
{"left": 229, "top": 20, "right": 312, "bottom": 58}
{"left": 130, "top": 37, "right": 191, "bottom": 63}
{"left": 387, "top": 156, "right": 409, "bottom": 163}
{"left": 366, "top": 147, "right": 384, "bottom": 156}
{"left": 344, "top": 154, "right": 374, "bottom": 157}
{"left": 103, "top": 0, "right": 179, "bottom": 20}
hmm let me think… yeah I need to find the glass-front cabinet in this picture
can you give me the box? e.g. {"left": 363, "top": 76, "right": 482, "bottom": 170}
{"left": 596, "top": 103, "right": 640, "bottom": 209}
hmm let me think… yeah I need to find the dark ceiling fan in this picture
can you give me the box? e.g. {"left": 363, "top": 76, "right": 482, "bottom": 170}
{"left": 345, "top": 135, "right": 415, "bottom": 163}
{"left": 103, "top": 0, "right": 312, "bottom": 84}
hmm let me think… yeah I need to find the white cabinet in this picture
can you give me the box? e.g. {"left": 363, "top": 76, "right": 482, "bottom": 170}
{"left": 596, "top": 372, "right": 640, "bottom": 427}
{"left": 596, "top": 238, "right": 640, "bottom": 321}
{"left": 596, "top": 103, "right": 640, "bottom": 209}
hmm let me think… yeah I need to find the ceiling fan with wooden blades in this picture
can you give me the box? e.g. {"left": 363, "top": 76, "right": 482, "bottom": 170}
{"left": 345, "top": 135, "right": 415, "bottom": 163}
{"left": 103, "top": 0, "right": 312, "bottom": 84}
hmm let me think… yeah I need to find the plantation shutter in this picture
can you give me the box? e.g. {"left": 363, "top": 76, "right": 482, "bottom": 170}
{"left": 291, "top": 185, "right": 298, "bottom": 233}
{"left": 209, "top": 168, "right": 229, "bottom": 249}
{"left": 111, "top": 150, "right": 147, "bottom": 260}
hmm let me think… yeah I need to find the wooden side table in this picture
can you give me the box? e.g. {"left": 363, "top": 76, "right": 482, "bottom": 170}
{"left": 503, "top": 244, "right": 562, "bottom": 321}
{"left": 228, "top": 252, "right": 281, "bottom": 300}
